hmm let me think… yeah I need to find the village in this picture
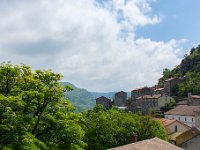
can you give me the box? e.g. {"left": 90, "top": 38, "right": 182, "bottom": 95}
{"left": 96, "top": 77, "right": 200, "bottom": 149}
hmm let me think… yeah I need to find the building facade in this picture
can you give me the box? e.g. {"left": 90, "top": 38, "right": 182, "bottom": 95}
{"left": 113, "top": 91, "right": 127, "bottom": 106}
{"left": 165, "top": 105, "right": 200, "bottom": 128}
{"left": 96, "top": 96, "right": 112, "bottom": 109}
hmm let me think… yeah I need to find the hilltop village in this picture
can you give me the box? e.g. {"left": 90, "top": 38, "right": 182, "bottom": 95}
{"left": 96, "top": 77, "right": 200, "bottom": 149}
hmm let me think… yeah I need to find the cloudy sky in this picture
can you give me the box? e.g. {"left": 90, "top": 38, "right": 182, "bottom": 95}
{"left": 0, "top": 0, "right": 199, "bottom": 92}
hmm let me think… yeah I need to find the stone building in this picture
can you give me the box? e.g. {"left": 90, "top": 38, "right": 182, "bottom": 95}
{"left": 179, "top": 127, "right": 200, "bottom": 150}
{"left": 153, "top": 87, "right": 164, "bottom": 95}
{"left": 113, "top": 91, "right": 127, "bottom": 107}
{"left": 132, "top": 94, "right": 174, "bottom": 114}
{"left": 96, "top": 96, "right": 112, "bottom": 110}
{"left": 164, "top": 77, "right": 182, "bottom": 96}
{"left": 188, "top": 93, "right": 200, "bottom": 106}
{"left": 131, "top": 87, "right": 152, "bottom": 99}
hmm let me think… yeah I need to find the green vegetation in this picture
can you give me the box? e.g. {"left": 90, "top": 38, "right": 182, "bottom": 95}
{"left": 0, "top": 63, "right": 85, "bottom": 149}
{"left": 158, "top": 45, "right": 200, "bottom": 96}
{"left": 62, "top": 82, "right": 95, "bottom": 112}
{"left": 82, "top": 105, "right": 168, "bottom": 150}
{"left": 0, "top": 63, "right": 168, "bottom": 149}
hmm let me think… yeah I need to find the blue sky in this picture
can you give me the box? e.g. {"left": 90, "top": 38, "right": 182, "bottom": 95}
{"left": 136, "top": 0, "right": 200, "bottom": 52}
{"left": 0, "top": 0, "right": 199, "bottom": 92}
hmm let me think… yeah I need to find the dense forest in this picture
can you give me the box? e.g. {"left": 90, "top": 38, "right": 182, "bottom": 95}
{"left": 0, "top": 63, "right": 167, "bottom": 149}
{"left": 158, "top": 45, "right": 200, "bottom": 96}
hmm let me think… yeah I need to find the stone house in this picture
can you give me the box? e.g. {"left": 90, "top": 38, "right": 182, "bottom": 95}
{"left": 188, "top": 93, "right": 200, "bottom": 106}
{"left": 96, "top": 96, "right": 112, "bottom": 110}
{"left": 113, "top": 91, "right": 127, "bottom": 107}
{"left": 154, "top": 118, "right": 191, "bottom": 135}
{"left": 164, "top": 77, "right": 182, "bottom": 96}
{"left": 132, "top": 94, "right": 174, "bottom": 114}
{"left": 179, "top": 127, "right": 200, "bottom": 150}
{"left": 153, "top": 87, "right": 164, "bottom": 95}
{"left": 131, "top": 87, "right": 152, "bottom": 99}
{"left": 165, "top": 105, "right": 200, "bottom": 128}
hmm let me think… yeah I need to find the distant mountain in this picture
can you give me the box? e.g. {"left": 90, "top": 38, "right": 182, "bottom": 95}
{"left": 62, "top": 82, "right": 95, "bottom": 112}
{"left": 61, "top": 82, "right": 131, "bottom": 112}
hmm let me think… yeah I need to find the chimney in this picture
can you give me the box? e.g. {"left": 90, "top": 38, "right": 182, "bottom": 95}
{"left": 131, "top": 133, "right": 138, "bottom": 143}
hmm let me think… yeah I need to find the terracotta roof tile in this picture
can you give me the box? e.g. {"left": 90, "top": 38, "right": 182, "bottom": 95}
{"left": 165, "top": 105, "right": 200, "bottom": 116}
{"left": 154, "top": 118, "right": 176, "bottom": 127}
{"left": 191, "top": 95, "right": 200, "bottom": 99}
{"left": 111, "top": 137, "right": 183, "bottom": 150}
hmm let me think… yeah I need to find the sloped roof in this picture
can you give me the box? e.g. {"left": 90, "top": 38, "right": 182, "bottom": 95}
{"left": 165, "top": 105, "right": 200, "bottom": 116}
{"left": 154, "top": 118, "right": 176, "bottom": 127}
{"left": 110, "top": 137, "right": 183, "bottom": 150}
{"left": 136, "top": 94, "right": 162, "bottom": 100}
{"left": 165, "top": 77, "right": 176, "bottom": 82}
{"left": 191, "top": 95, "right": 200, "bottom": 99}
{"left": 153, "top": 88, "right": 164, "bottom": 91}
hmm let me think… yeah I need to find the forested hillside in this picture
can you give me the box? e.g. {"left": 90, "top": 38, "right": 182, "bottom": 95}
{"left": 158, "top": 45, "right": 200, "bottom": 96}
{"left": 62, "top": 82, "right": 95, "bottom": 112}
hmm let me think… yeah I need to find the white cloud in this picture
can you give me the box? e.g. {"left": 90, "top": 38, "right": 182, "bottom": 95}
{"left": 0, "top": 0, "right": 185, "bottom": 92}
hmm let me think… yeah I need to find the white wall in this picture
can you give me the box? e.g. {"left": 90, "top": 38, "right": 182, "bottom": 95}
{"left": 165, "top": 114, "right": 195, "bottom": 127}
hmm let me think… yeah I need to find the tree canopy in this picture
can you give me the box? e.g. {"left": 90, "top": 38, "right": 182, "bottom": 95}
{"left": 82, "top": 105, "right": 168, "bottom": 150}
{"left": 0, "top": 63, "right": 85, "bottom": 149}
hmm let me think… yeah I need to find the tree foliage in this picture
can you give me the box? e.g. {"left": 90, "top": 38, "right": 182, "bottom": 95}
{"left": 82, "top": 105, "right": 168, "bottom": 150}
{"left": 158, "top": 45, "right": 200, "bottom": 96}
{"left": 0, "top": 63, "right": 85, "bottom": 149}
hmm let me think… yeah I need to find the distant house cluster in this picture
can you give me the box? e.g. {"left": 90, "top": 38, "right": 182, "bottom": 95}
{"left": 96, "top": 76, "right": 200, "bottom": 149}
{"left": 96, "top": 77, "right": 182, "bottom": 114}
{"left": 96, "top": 91, "right": 127, "bottom": 110}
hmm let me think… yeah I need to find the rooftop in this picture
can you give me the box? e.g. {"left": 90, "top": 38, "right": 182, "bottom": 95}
{"left": 154, "top": 118, "right": 176, "bottom": 127}
{"left": 165, "top": 77, "right": 176, "bottom": 82}
{"left": 136, "top": 94, "right": 162, "bottom": 100}
{"left": 110, "top": 137, "right": 183, "bottom": 150}
{"left": 153, "top": 88, "right": 164, "bottom": 91}
{"left": 191, "top": 95, "right": 200, "bottom": 99}
{"left": 132, "top": 87, "right": 149, "bottom": 91}
{"left": 165, "top": 105, "right": 200, "bottom": 116}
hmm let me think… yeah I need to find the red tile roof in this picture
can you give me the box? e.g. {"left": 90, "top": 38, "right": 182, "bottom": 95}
{"left": 154, "top": 118, "right": 176, "bottom": 127}
{"left": 154, "top": 118, "right": 191, "bottom": 129}
{"left": 132, "top": 87, "right": 146, "bottom": 91}
{"left": 111, "top": 137, "right": 183, "bottom": 150}
{"left": 165, "top": 105, "right": 200, "bottom": 116}
{"left": 191, "top": 95, "right": 200, "bottom": 99}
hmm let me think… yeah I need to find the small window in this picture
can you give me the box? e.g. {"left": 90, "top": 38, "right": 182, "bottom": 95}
{"left": 174, "top": 125, "right": 178, "bottom": 132}
{"left": 192, "top": 118, "right": 194, "bottom": 122}
{"left": 178, "top": 117, "right": 180, "bottom": 120}
{"left": 185, "top": 117, "right": 187, "bottom": 121}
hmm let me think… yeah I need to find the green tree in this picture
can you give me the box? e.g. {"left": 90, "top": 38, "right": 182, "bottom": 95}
{"left": 82, "top": 105, "right": 168, "bottom": 150}
{"left": 0, "top": 63, "right": 85, "bottom": 149}
{"left": 178, "top": 72, "right": 200, "bottom": 96}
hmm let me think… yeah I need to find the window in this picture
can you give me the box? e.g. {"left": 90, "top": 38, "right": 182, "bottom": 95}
{"left": 174, "top": 125, "right": 178, "bottom": 132}
{"left": 192, "top": 118, "right": 194, "bottom": 122}
{"left": 178, "top": 117, "right": 180, "bottom": 120}
{"left": 185, "top": 117, "right": 187, "bottom": 121}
